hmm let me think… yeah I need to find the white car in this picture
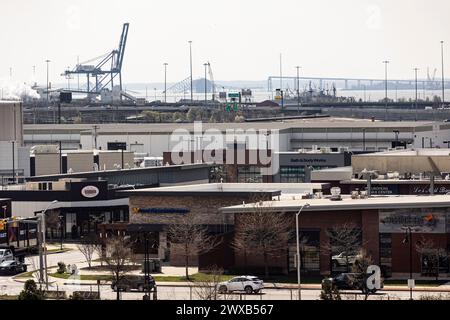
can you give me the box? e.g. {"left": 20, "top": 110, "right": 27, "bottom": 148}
{"left": 0, "top": 249, "right": 14, "bottom": 264}
{"left": 217, "top": 276, "right": 264, "bottom": 294}
{"left": 332, "top": 252, "right": 360, "bottom": 267}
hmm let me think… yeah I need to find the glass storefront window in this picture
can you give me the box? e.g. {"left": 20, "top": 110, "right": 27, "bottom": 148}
{"left": 280, "top": 167, "right": 305, "bottom": 183}
{"left": 237, "top": 166, "right": 263, "bottom": 183}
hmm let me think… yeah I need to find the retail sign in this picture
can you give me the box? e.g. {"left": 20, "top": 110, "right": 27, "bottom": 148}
{"left": 369, "top": 185, "right": 398, "bottom": 195}
{"left": 132, "top": 207, "right": 190, "bottom": 214}
{"left": 411, "top": 185, "right": 450, "bottom": 195}
{"left": 81, "top": 186, "right": 100, "bottom": 199}
{"left": 379, "top": 210, "right": 446, "bottom": 233}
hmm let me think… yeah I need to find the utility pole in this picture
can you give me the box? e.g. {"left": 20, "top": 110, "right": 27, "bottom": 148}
{"left": 45, "top": 60, "right": 51, "bottom": 107}
{"left": 414, "top": 68, "right": 419, "bottom": 121}
{"left": 296, "top": 66, "right": 301, "bottom": 114}
{"left": 383, "top": 61, "right": 390, "bottom": 121}
{"left": 189, "top": 41, "right": 193, "bottom": 102}
{"left": 164, "top": 63, "right": 168, "bottom": 103}
{"left": 441, "top": 41, "right": 445, "bottom": 107}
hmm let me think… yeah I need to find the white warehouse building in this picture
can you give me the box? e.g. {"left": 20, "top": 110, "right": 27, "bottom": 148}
{"left": 23, "top": 118, "right": 450, "bottom": 157}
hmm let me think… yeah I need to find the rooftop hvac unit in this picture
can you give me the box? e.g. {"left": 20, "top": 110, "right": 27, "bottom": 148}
{"left": 330, "top": 187, "right": 342, "bottom": 201}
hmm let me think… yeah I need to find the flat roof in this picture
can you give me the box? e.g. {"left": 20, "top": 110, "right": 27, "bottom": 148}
{"left": 354, "top": 148, "right": 450, "bottom": 157}
{"left": 23, "top": 118, "right": 438, "bottom": 134}
{"left": 341, "top": 179, "right": 450, "bottom": 185}
{"left": 220, "top": 195, "right": 450, "bottom": 213}
{"left": 27, "top": 163, "right": 211, "bottom": 181}
{"left": 120, "top": 182, "right": 328, "bottom": 197}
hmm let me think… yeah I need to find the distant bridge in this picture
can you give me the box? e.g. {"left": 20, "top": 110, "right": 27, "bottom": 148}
{"left": 267, "top": 76, "right": 450, "bottom": 91}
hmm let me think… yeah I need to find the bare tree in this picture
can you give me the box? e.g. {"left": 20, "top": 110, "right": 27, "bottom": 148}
{"left": 77, "top": 235, "right": 101, "bottom": 269}
{"left": 233, "top": 199, "right": 291, "bottom": 278}
{"left": 103, "top": 236, "right": 134, "bottom": 300}
{"left": 193, "top": 265, "right": 224, "bottom": 300}
{"left": 45, "top": 211, "right": 60, "bottom": 241}
{"left": 323, "top": 223, "right": 363, "bottom": 273}
{"left": 167, "top": 213, "right": 221, "bottom": 280}
{"left": 352, "top": 249, "right": 374, "bottom": 300}
{"left": 415, "top": 236, "right": 448, "bottom": 281}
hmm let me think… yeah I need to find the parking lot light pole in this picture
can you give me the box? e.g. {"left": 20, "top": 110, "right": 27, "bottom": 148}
{"left": 296, "top": 203, "right": 310, "bottom": 300}
{"left": 402, "top": 227, "right": 413, "bottom": 300}
{"left": 58, "top": 215, "right": 64, "bottom": 250}
{"left": 39, "top": 200, "right": 58, "bottom": 290}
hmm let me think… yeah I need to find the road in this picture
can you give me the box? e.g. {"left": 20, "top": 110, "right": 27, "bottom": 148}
{"left": 0, "top": 247, "right": 448, "bottom": 300}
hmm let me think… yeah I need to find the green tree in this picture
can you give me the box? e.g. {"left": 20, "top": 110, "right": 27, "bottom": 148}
{"left": 18, "top": 280, "right": 45, "bottom": 300}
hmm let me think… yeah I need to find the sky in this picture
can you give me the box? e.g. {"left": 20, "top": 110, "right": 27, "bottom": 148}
{"left": 1, "top": 0, "right": 450, "bottom": 85}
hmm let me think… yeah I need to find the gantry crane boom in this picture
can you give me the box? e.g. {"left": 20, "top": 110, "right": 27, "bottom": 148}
{"left": 62, "top": 23, "right": 130, "bottom": 99}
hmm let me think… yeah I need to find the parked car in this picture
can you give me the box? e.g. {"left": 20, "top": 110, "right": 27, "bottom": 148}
{"left": 217, "top": 276, "right": 264, "bottom": 294}
{"left": 0, "top": 249, "right": 13, "bottom": 264}
{"left": 111, "top": 275, "right": 156, "bottom": 292}
{"left": 0, "top": 260, "right": 27, "bottom": 275}
{"left": 322, "top": 272, "right": 384, "bottom": 294}
{"left": 331, "top": 252, "right": 360, "bottom": 268}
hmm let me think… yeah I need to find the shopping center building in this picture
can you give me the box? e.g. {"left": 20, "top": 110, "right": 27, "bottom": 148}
{"left": 221, "top": 194, "right": 450, "bottom": 277}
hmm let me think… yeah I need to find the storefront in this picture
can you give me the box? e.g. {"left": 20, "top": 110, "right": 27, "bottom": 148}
{"left": 221, "top": 195, "right": 450, "bottom": 277}
{"left": 0, "top": 180, "right": 129, "bottom": 240}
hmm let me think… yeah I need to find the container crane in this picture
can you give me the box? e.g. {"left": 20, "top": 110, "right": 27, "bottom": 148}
{"left": 206, "top": 62, "right": 216, "bottom": 101}
{"left": 62, "top": 23, "right": 130, "bottom": 100}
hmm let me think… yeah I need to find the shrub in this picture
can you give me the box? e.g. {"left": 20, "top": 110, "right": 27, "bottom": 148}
{"left": 320, "top": 280, "right": 341, "bottom": 300}
{"left": 57, "top": 262, "right": 66, "bottom": 274}
{"left": 18, "top": 280, "right": 45, "bottom": 300}
{"left": 69, "top": 292, "right": 85, "bottom": 300}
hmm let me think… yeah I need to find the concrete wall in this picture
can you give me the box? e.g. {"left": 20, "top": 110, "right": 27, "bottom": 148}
{"left": 98, "top": 151, "right": 135, "bottom": 170}
{"left": 0, "top": 101, "right": 23, "bottom": 145}
{"left": 34, "top": 153, "right": 60, "bottom": 176}
{"left": 352, "top": 154, "right": 450, "bottom": 175}
{"left": 66, "top": 152, "right": 94, "bottom": 173}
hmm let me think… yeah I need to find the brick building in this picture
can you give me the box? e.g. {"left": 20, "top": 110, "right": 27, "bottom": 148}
{"left": 221, "top": 195, "right": 450, "bottom": 277}
{"left": 120, "top": 183, "right": 328, "bottom": 267}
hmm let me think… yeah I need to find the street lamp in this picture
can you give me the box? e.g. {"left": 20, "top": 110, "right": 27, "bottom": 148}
{"left": 441, "top": 41, "right": 445, "bottom": 107}
{"left": 45, "top": 59, "right": 51, "bottom": 106}
{"left": 163, "top": 63, "right": 168, "bottom": 103}
{"left": 11, "top": 141, "right": 15, "bottom": 185}
{"left": 204, "top": 63, "right": 209, "bottom": 104}
{"left": 38, "top": 200, "right": 58, "bottom": 290}
{"left": 382, "top": 60, "right": 390, "bottom": 120}
{"left": 296, "top": 203, "right": 310, "bottom": 300}
{"left": 58, "top": 215, "right": 64, "bottom": 250}
{"left": 414, "top": 68, "right": 419, "bottom": 121}
{"left": 189, "top": 41, "right": 193, "bottom": 102}
{"left": 296, "top": 66, "right": 301, "bottom": 114}
{"left": 402, "top": 226, "right": 414, "bottom": 300}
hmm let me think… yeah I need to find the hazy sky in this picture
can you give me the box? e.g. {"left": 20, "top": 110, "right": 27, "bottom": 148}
{"left": 1, "top": 0, "right": 450, "bottom": 85}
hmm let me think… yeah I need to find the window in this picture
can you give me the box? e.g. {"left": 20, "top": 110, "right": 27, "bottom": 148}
{"left": 237, "top": 166, "right": 263, "bottom": 183}
{"left": 280, "top": 166, "right": 305, "bottom": 183}
{"left": 379, "top": 233, "right": 392, "bottom": 277}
